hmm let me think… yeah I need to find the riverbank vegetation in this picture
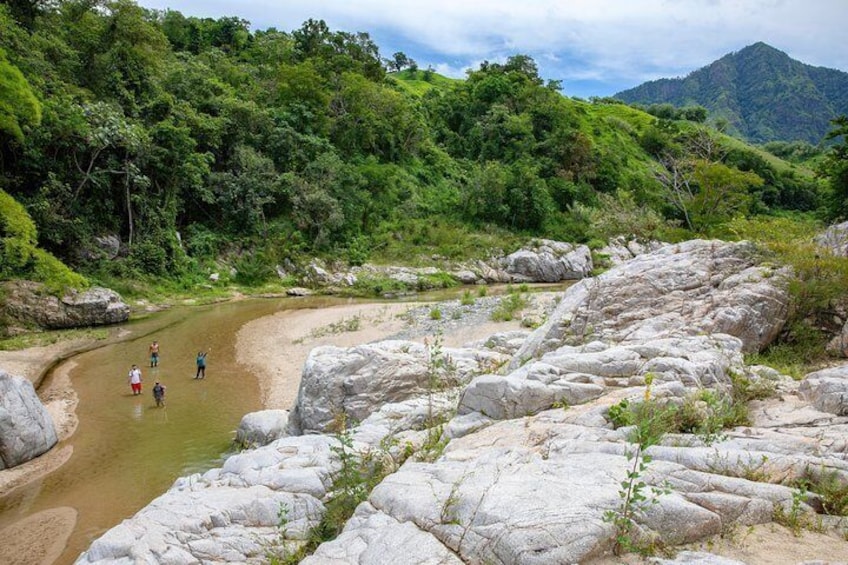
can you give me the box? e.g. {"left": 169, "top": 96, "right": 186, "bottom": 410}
{"left": 1, "top": 1, "right": 847, "bottom": 367}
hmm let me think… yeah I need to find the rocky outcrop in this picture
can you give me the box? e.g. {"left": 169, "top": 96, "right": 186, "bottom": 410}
{"left": 799, "top": 366, "right": 848, "bottom": 415}
{"left": 1, "top": 281, "right": 130, "bottom": 331}
{"left": 294, "top": 239, "right": 593, "bottom": 291}
{"left": 498, "top": 239, "right": 592, "bottom": 282}
{"left": 814, "top": 221, "right": 848, "bottom": 257}
{"left": 597, "top": 236, "right": 666, "bottom": 267}
{"left": 509, "top": 239, "right": 790, "bottom": 370}
{"left": 289, "top": 340, "right": 511, "bottom": 435}
{"left": 0, "top": 370, "right": 57, "bottom": 469}
{"left": 79, "top": 238, "right": 846, "bottom": 564}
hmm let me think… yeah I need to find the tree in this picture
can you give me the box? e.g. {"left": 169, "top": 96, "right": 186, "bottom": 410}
{"left": 657, "top": 155, "right": 762, "bottom": 231}
{"left": 0, "top": 47, "right": 40, "bottom": 142}
{"left": 822, "top": 115, "right": 848, "bottom": 220}
{"left": 386, "top": 51, "right": 409, "bottom": 72}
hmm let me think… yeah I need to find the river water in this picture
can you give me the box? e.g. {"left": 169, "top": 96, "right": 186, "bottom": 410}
{"left": 0, "top": 296, "right": 347, "bottom": 565}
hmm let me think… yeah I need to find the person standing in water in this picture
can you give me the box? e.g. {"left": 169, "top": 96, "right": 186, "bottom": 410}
{"left": 149, "top": 340, "right": 160, "bottom": 367}
{"left": 152, "top": 381, "right": 166, "bottom": 407}
{"left": 195, "top": 351, "right": 207, "bottom": 379}
{"left": 128, "top": 364, "right": 143, "bottom": 395}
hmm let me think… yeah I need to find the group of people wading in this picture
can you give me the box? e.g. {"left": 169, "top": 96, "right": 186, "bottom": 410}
{"left": 127, "top": 340, "right": 209, "bottom": 407}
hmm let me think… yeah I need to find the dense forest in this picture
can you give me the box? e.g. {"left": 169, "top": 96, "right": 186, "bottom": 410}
{"left": 0, "top": 0, "right": 846, "bottom": 296}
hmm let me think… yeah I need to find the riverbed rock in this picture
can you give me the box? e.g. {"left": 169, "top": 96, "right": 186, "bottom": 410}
{"left": 0, "top": 370, "right": 57, "bottom": 469}
{"left": 235, "top": 409, "right": 290, "bottom": 448}
{"left": 499, "top": 239, "right": 592, "bottom": 282}
{"left": 75, "top": 435, "right": 342, "bottom": 564}
{"left": 598, "top": 236, "right": 666, "bottom": 267}
{"left": 288, "top": 340, "right": 511, "bottom": 435}
{"left": 509, "top": 240, "right": 790, "bottom": 371}
{"left": 1, "top": 281, "right": 130, "bottom": 331}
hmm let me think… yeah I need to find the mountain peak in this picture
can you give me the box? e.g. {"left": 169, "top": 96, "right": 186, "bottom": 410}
{"left": 614, "top": 43, "right": 848, "bottom": 143}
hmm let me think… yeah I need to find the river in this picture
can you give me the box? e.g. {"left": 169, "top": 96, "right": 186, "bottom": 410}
{"left": 0, "top": 296, "right": 347, "bottom": 565}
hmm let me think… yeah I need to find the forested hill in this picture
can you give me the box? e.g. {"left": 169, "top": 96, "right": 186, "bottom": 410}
{"left": 614, "top": 42, "right": 848, "bottom": 144}
{"left": 0, "top": 1, "right": 842, "bottom": 299}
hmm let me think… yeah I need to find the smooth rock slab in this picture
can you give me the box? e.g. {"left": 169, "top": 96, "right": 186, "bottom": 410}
{"left": 799, "top": 366, "right": 848, "bottom": 415}
{"left": 0, "top": 370, "right": 57, "bottom": 469}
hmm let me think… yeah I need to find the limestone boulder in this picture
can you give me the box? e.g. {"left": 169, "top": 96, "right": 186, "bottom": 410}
{"left": 597, "top": 236, "right": 666, "bottom": 267}
{"left": 76, "top": 435, "right": 341, "bottom": 564}
{"left": 500, "top": 239, "right": 592, "bottom": 282}
{"left": 510, "top": 240, "right": 790, "bottom": 370}
{"left": 235, "top": 409, "right": 290, "bottom": 448}
{"left": 288, "top": 340, "right": 510, "bottom": 434}
{"left": 1, "top": 281, "right": 130, "bottom": 330}
{"left": 799, "top": 366, "right": 848, "bottom": 415}
{"left": 460, "top": 335, "right": 745, "bottom": 421}
{"left": 0, "top": 370, "right": 57, "bottom": 469}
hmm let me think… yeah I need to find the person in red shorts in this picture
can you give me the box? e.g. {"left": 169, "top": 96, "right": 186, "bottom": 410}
{"left": 128, "top": 364, "right": 143, "bottom": 395}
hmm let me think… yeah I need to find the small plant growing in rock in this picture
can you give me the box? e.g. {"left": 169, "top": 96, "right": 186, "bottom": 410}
{"left": 774, "top": 485, "right": 812, "bottom": 536}
{"left": 604, "top": 376, "right": 675, "bottom": 555}
{"left": 477, "top": 286, "right": 488, "bottom": 298}
{"left": 460, "top": 290, "right": 475, "bottom": 306}
{"left": 429, "top": 307, "right": 442, "bottom": 320}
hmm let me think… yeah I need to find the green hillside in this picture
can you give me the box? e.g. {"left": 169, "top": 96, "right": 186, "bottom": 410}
{"left": 0, "top": 2, "right": 842, "bottom": 298}
{"left": 389, "top": 68, "right": 460, "bottom": 96}
{"left": 615, "top": 42, "right": 848, "bottom": 144}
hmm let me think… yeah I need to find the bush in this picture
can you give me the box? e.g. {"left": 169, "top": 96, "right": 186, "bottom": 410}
{"left": 233, "top": 253, "right": 274, "bottom": 286}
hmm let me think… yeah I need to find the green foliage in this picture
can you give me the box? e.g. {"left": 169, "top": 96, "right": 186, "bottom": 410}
{"left": 797, "top": 468, "right": 848, "bottom": 517}
{"left": 0, "top": 189, "right": 86, "bottom": 293}
{"left": 821, "top": 116, "right": 848, "bottom": 220}
{"left": 0, "top": 46, "right": 41, "bottom": 141}
{"left": 490, "top": 289, "right": 528, "bottom": 322}
{"left": 460, "top": 289, "right": 475, "bottom": 306}
{"left": 233, "top": 252, "right": 274, "bottom": 286}
{"left": 428, "top": 306, "right": 442, "bottom": 320}
{"left": 603, "top": 378, "right": 673, "bottom": 555}
{"left": 0, "top": 4, "right": 831, "bottom": 294}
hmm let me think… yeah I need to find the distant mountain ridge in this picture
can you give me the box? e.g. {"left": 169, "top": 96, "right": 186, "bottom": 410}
{"left": 614, "top": 42, "right": 848, "bottom": 144}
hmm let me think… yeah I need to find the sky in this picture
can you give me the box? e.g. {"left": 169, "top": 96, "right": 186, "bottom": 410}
{"left": 136, "top": 0, "right": 848, "bottom": 99}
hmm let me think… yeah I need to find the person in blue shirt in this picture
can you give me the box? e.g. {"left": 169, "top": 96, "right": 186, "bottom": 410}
{"left": 195, "top": 351, "right": 207, "bottom": 379}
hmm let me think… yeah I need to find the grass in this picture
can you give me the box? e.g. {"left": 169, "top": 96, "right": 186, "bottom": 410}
{"left": 491, "top": 289, "right": 528, "bottom": 322}
{"left": 0, "top": 327, "right": 109, "bottom": 351}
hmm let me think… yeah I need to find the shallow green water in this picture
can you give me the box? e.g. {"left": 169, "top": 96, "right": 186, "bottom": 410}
{"left": 0, "top": 298, "right": 297, "bottom": 564}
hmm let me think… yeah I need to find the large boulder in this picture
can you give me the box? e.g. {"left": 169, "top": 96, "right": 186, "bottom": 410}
{"left": 0, "top": 370, "right": 57, "bottom": 469}
{"left": 288, "top": 340, "right": 511, "bottom": 435}
{"left": 799, "top": 366, "right": 848, "bottom": 415}
{"left": 76, "top": 435, "right": 339, "bottom": 564}
{"left": 1, "top": 281, "right": 130, "bottom": 330}
{"left": 500, "top": 239, "right": 592, "bottom": 282}
{"left": 235, "top": 409, "right": 290, "bottom": 448}
{"left": 510, "top": 240, "right": 790, "bottom": 370}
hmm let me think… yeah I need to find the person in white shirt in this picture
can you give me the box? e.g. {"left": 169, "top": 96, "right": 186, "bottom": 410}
{"left": 128, "top": 364, "right": 143, "bottom": 395}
